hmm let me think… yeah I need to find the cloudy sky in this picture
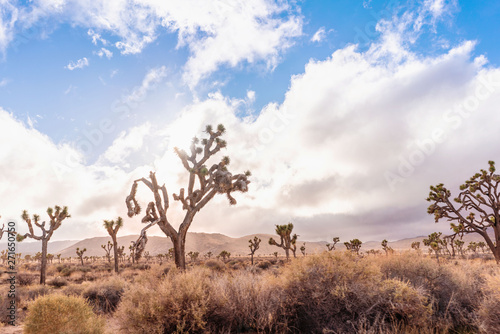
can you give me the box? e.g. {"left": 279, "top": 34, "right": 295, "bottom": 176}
{"left": 1, "top": 0, "right": 500, "bottom": 243}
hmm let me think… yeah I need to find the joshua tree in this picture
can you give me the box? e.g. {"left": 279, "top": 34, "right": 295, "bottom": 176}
{"left": 273, "top": 252, "right": 278, "bottom": 260}
{"left": 269, "top": 223, "right": 298, "bottom": 260}
{"left": 116, "top": 246, "right": 125, "bottom": 263}
{"left": 467, "top": 241, "right": 478, "bottom": 254}
{"left": 248, "top": 236, "right": 261, "bottom": 265}
{"left": 187, "top": 251, "right": 199, "bottom": 263}
{"left": 101, "top": 241, "right": 113, "bottom": 263}
{"left": 427, "top": 161, "right": 500, "bottom": 263}
{"left": 17, "top": 206, "right": 70, "bottom": 284}
{"left": 300, "top": 243, "right": 306, "bottom": 256}
{"left": 477, "top": 241, "right": 487, "bottom": 253}
{"left": 454, "top": 239, "right": 465, "bottom": 256}
{"left": 326, "top": 237, "right": 340, "bottom": 251}
{"left": 125, "top": 124, "right": 250, "bottom": 270}
{"left": 381, "top": 239, "right": 393, "bottom": 256}
{"left": 344, "top": 239, "right": 362, "bottom": 255}
{"left": 423, "top": 232, "right": 445, "bottom": 264}
{"left": 411, "top": 241, "right": 420, "bottom": 251}
{"left": 205, "top": 251, "right": 213, "bottom": 259}
{"left": 56, "top": 254, "right": 61, "bottom": 264}
{"left": 103, "top": 217, "right": 123, "bottom": 273}
{"left": 218, "top": 250, "right": 231, "bottom": 263}
{"left": 129, "top": 243, "right": 137, "bottom": 264}
{"left": 76, "top": 248, "right": 87, "bottom": 266}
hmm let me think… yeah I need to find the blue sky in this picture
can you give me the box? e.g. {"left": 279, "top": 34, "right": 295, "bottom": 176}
{"left": 1, "top": 0, "right": 500, "bottom": 242}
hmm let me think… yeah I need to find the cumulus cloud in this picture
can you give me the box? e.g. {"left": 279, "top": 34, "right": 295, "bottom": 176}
{"left": 122, "top": 66, "right": 167, "bottom": 106}
{"left": 65, "top": 57, "right": 89, "bottom": 70}
{"left": 3, "top": 0, "right": 500, "bottom": 243}
{"left": 311, "top": 27, "right": 326, "bottom": 43}
{"left": 95, "top": 47, "right": 112, "bottom": 58}
{"left": 1, "top": 0, "right": 302, "bottom": 87}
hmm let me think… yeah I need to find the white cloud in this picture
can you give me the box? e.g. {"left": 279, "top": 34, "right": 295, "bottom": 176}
{"left": 0, "top": 1, "right": 18, "bottom": 54}
{"left": 122, "top": 66, "right": 167, "bottom": 106}
{"left": 65, "top": 57, "right": 89, "bottom": 70}
{"left": 95, "top": 47, "right": 113, "bottom": 59}
{"left": 0, "top": 78, "right": 8, "bottom": 87}
{"left": 1, "top": 0, "right": 302, "bottom": 87}
{"left": 311, "top": 27, "right": 325, "bottom": 43}
{"left": 100, "top": 123, "right": 151, "bottom": 165}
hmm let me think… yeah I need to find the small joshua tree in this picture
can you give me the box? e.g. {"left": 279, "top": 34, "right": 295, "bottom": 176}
{"left": 423, "top": 232, "right": 445, "bottom": 264}
{"left": 344, "top": 239, "right": 362, "bottom": 255}
{"left": 381, "top": 239, "right": 393, "bottom": 256}
{"left": 76, "top": 248, "right": 86, "bottom": 266}
{"left": 187, "top": 251, "right": 199, "bottom": 263}
{"left": 427, "top": 161, "right": 500, "bottom": 263}
{"left": 411, "top": 241, "right": 420, "bottom": 252}
{"left": 248, "top": 236, "right": 261, "bottom": 265}
{"left": 125, "top": 124, "right": 250, "bottom": 270}
{"left": 101, "top": 241, "right": 113, "bottom": 263}
{"left": 103, "top": 217, "right": 123, "bottom": 273}
{"left": 116, "top": 246, "right": 125, "bottom": 263}
{"left": 129, "top": 243, "right": 137, "bottom": 264}
{"left": 205, "top": 251, "right": 213, "bottom": 259}
{"left": 454, "top": 239, "right": 465, "bottom": 256}
{"left": 477, "top": 241, "right": 487, "bottom": 253}
{"left": 269, "top": 223, "right": 298, "bottom": 260}
{"left": 273, "top": 252, "right": 278, "bottom": 260}
{"left": 300, "top": 243, "right": 306, "bottom": 256}
{"left": 218, "top": 250, "right": 231, "bottom": 263}
{"left": 467, "top": 241, "right": 478, "bottom": 254}
{"left": 17, "top": 206, "right": 70, "bottom": 284}
{"left": 326, "top": 237, "right": 340, "bottom": 251}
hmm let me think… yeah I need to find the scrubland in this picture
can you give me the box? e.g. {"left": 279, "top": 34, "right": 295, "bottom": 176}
{"left": 0, "top": 251, "right": 499, "bottom": 333}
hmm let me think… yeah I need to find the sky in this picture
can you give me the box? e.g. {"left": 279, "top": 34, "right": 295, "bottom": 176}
{"left": 1, "top": 0, "right": 500, "bottom": 243}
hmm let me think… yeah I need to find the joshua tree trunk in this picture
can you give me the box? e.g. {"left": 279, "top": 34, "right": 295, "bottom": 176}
{"left": 40, "top": 239, "right": 48, "bottom": 285}
{"left": 112, "top": 236, "right": 119, "bottom": 273}
{"left": 173, "top": 236, "right": 186, "bottom": 269}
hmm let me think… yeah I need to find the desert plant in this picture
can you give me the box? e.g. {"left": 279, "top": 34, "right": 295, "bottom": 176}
{"left": 427, "top": 161, "right": 500, "bottom": 263}
{"left": 300, "top": 243, "right": 306, "bottom": 256}
{"left": 76, "top": 248, "right": 87, "bottom": 266}
{"left": 344, "top": 239, "right": 362, "bottom": 255}
{"left": 218, "top": 250, "right": 231, "bottom": 263}
{"left": 269, "top": 223, "right": 298, "bottom": 260}
{"left": 83, "top": 277, "right": 127, "bottom": 314}
{"left": 411, "top": 241, "right": 420, "bottom": 251}
{"left": 17, "top": 206, "right": 70, "bottom": 284}
{"left": 24, "top": 294, "right": 104, "bottom": 334}
{"left": 125, "top": 124, "right": 250, "bottom": 270}
{"left": 326, "top": 237, "right": 340, "bottom": 251}
{"left": 187, "top": 251, "right": 199, "bottom": 263}
{"left": 248, "top": 236, "right": 261, "bottom": 265}
{"left": 101, "top": 241, "right": 113, "bottom": 263}
{"left": 423, "top": 232, "right": 445, "bottom": 264}
{"left": 103, "top": 217, "right": 123, "bottom": 273}
{"left": 204, "top": 251, "right": 213, "bottom": 259}
{"left": 381, "top": 239, "right": 393, "bottom": 256}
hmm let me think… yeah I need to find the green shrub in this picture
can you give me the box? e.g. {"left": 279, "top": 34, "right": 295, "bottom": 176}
{"left": 24, "top": 294, "right": 104, "bottom": 334}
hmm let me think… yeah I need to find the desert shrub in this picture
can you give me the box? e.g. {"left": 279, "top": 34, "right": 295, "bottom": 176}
{"left": 23, "top": 285, "right": 52, "bottom": 302}
{"left": 478, "top": 274, "right": 500, "bottom": 333}
{"left": 279, "top": 252, "right": 432, "bottom": 332}
{"left": 17, "top": 272, "right": 35, "bottom": 286}
{"left": 256, "top": 260, "right": 271, "bottom": 270}
{"left": 48, "top": 276, "right": 68, "bottom": 288}
{"left": 24, "top": 294, "right": 104, "bottom": 334}
{"left": 206, "top": 271, "right": 290, "bottom": 333}
{"left": 116, "top": 268, "right": 210, "bottom": 333}
{"left": 82, "top": 277, "right": 127, "bottom": 314}
{"left": 379, "top": 253, "right": 484, "bottom": 331}
{"left": 205, "top": 259, "right": 225, "bottom": 272}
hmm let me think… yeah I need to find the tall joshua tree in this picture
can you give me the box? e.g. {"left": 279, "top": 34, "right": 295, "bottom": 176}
{"left": 17, "top": 206, "right": 70, "bottom": 284}
{"left": 248, "top": 236, "right": 261, "bottom": 265}
{"left": 103, "top": 217, "right": 123, "bottom": 273}
{"left": 269, "top": 223, "right": 298, "bottom": 260}
{"left": 125, "top": 124, "right": 250, "bottom": 270}
{"left": 427, "top": 161, "right": 500, "bottom": 263}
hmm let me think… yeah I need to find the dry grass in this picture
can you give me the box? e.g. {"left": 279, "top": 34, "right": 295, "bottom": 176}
{"left": 0, "top": 252, "right": 498, "bottom": 333}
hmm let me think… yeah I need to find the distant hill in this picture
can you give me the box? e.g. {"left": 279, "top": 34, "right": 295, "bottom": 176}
{"left": 0, "top": 231, "right": 494, "bottom": 258}
{"left": 0, "top": 239, "right": 78, "bottom": 256}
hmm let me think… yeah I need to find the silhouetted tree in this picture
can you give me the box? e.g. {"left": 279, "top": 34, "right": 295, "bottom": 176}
{"left": 103, "top": 217, "right": 123, "bottom": 273}
{"left": 125, "top": 124, "right": 250, "bottom": 270}
{"left": 248, "top": 236, "right": 261, "bottom": 265}
{"left": 269, "top": 223, "right": 297, "bottom": 260}
{"left": 76, "top": 248, "right": 86, "bottom": 266}
{"left": 17, "top": 206, "right": 70, "bottom": 284}
{"left": 427, "top": 161, "right": 500, "bottom": 263}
